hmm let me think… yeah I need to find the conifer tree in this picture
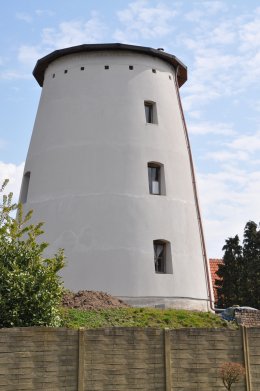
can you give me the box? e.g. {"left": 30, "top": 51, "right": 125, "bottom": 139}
{"left": 216, "top": 235, "right": 243, "bottom": 307}
{"left": 216, "top": 221, "right": 260, "bottom": 308}
{"left": 242, "top": 221, "right": 260, "bottom": 308}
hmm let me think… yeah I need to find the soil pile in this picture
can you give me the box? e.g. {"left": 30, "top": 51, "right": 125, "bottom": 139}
{"left": 62, "top": 290, "right": 129, "bottom": 310}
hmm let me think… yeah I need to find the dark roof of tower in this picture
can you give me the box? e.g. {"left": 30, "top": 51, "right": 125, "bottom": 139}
{"left": 33, "top": 43, "right": 187, "bottom": 87}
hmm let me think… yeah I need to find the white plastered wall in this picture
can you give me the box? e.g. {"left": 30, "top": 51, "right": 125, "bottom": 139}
{"left": 22, "top": 50, "right": 211, "bottom": 310}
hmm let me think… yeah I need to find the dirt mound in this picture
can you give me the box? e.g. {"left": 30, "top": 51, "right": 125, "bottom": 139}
{"left": 62, "top": 290, "right": 129, "bottom": 310}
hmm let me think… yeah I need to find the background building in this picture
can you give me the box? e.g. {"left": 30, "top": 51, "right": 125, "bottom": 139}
{"left": 209, "top": 258, "right": 223, "bottom": 304}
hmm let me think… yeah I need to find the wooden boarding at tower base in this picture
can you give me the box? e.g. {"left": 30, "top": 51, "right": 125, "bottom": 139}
{"left": 0, "top": 326, "right": 260, "bottom": 390}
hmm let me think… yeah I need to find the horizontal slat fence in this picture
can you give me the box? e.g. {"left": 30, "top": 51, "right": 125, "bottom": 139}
{"left": 0, "top": 326, "right": 260, "bottom": 390}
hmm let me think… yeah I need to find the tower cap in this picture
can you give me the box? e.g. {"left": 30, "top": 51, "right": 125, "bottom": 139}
{"left": 33, "top": 43, "right": 187, "bottom": 87}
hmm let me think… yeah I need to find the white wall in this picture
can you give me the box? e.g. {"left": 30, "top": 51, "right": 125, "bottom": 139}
{"left": 23, "top": 50, "right": 211, "bottom": 310}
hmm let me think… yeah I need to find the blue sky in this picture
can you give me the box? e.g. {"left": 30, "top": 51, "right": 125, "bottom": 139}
{"left": 0, "top": 0, "right": 259, "bottom": 257}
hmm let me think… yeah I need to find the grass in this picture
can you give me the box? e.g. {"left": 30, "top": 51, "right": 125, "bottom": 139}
{"left": 61, "top": 307, "right": 233, "bottom": 329}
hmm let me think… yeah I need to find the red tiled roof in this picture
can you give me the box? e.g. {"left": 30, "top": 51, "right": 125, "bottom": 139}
{"left": 209, "top": 258, "right": 223, "bottom": 303}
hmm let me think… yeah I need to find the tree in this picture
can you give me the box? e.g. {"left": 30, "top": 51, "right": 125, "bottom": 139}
{"left": 242, "top": 221, "right": 260, "bottom": 308}
{"left": 219, "top": 362, "right": 245, "bottom": 390}
{"left": 216, "top": 235, "right": 243, "bottom": 308}
{"left": 0, "top": 179, "right": 65, "bottom": 327}
{"left": 216, "top": 221, "right": 260, "bottom": 308}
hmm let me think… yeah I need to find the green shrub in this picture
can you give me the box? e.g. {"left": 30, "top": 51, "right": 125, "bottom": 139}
{"left": 0, "top": 179, "right": 65, "bottom": 327}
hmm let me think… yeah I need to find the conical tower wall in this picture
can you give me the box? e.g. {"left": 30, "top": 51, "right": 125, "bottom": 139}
{"left": 21, "top": 45, "right": 212, "bottom": 310}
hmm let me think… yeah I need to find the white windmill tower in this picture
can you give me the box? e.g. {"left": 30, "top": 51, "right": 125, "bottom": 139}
{"left": 20, "top": 43, "right": 213, "bottom": 310}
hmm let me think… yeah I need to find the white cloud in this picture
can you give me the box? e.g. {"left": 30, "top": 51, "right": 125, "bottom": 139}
{"left": 228, "top": 131, "right": 260, "bottom": 153}
{"left": 15, "top": 9, "right": 54, "bottom": 23}
{"left": 17, "top": 13, "right": 106, "bottom": 69}
{"left": 114, "top": 0, "right": 177, "bottom": 42}
{"left": 0, "top": 139, "right": 6, "bottom": 149}
{"left": 188, "top": 121, "right": 235, "bottom": 136}
{"left": 253, "top": 101, "right": 260, "bottom": 112}
{"left": 0, "top": 70, "right": 31, "bottom": 80}
{"left": 208, "top": 22, "right": 235, "bottom": 45}
{"left": 16, "top": 12, "right": 33, "bottom": 23}
{"left": 178, "top": 4, "right": 260, "bottom": 113}
{"left": 185, "top": 10, "right": 204, "bottom": 23}
{"left": 0, "top": 162, "right": 24, "bottom": 202}
{"left": 18, "top": 45, "right": 44, "bottom": 67}
{"left": 241, "top": 51, "right": 260, "bottom": 84}
{"left": 35, "top": 9, "right": 54, "bottom": 17}
{"left": 16, "top": 16, "right": 106, "bottom": 70}
{"left": 179, "top": 40, "right": 241, "bottom": 112}
{"left": 202, "top": 1, "right": 228, "bottom": 15}
{"left": 195, "top": 49, "right": 237, "bottom": 75}
{"left": 201, "top": 128, "right": 260, "bottom": 168}
{"left": 185, "top": 1, "right": 227, "bottom": 23}
{"left": 205, "top": 150, "right": 249, "bottom": 162}
{"left": 42, "top": 15, "right": 106, "bottom": 49}
{"left": 188, "top": 110, "right": 202, "bottom": 119}
{"left": 239, "top": 12, "right": 260, "bottom": 52}
{"left": 197, "top": 167, "right": 260, "bottom": 257}
{"left": 182, "top": 84, "right": 221, "bottom": 112}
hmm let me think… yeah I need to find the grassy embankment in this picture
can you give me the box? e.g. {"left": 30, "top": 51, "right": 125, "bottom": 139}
{"left": 61, "top": 307, "right": 233, "bottom": 329}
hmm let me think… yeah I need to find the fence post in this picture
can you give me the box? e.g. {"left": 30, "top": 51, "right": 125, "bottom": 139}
{"left": 78, "top": 327, "right": 85, "bottom": 391}
{"left": 241, "top": 326, "right": 252, "bottom": 391}
{"left": 164, "top": 328, "right": 172, "bottom": 391}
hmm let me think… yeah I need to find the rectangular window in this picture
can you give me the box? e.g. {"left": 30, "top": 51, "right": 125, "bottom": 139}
{"left": 148, "top": 164, "right": 160, "bottom": 195}
{"left": 144, "top": 101, "right": 157, "bottom": 124}
{"left": 153, "top": 240, "right": 173, "bottom": 274}
{"left": 144, "top": 102, "right": 153, "bottom": 123}
{"left": 154, "top": 241, "right": 166, "bottom": 273}
{"left": 20, "top": 171, "right": 31, "bottom": 204}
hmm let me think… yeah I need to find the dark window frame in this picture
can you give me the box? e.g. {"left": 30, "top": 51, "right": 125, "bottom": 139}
{"left": 148, "top": 163, "right": 161, "bottom": 195}
{"left": 20, "top": 171, "right": 31, "bottom": 204}
{"left": 154, "top": 240, "right": 166, "bottom": 273}
{"left": 144, "top": 100, "right": 158, "bottom": 124}
{"left": 144, "top": 101, "right": 155, "bottom": 124}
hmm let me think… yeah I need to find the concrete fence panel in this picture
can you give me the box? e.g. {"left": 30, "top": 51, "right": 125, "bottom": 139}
{"left": 247, "top": 327, "right": 260, "bottom": 390}
{"left": 0, "top": 328, "right": 78, "bottom": 391}
{"left": 1, "top": 326, "right": 260, "bottom": 390}
{"left": 170, "top": 328, "right": 245, "bottom": 390}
